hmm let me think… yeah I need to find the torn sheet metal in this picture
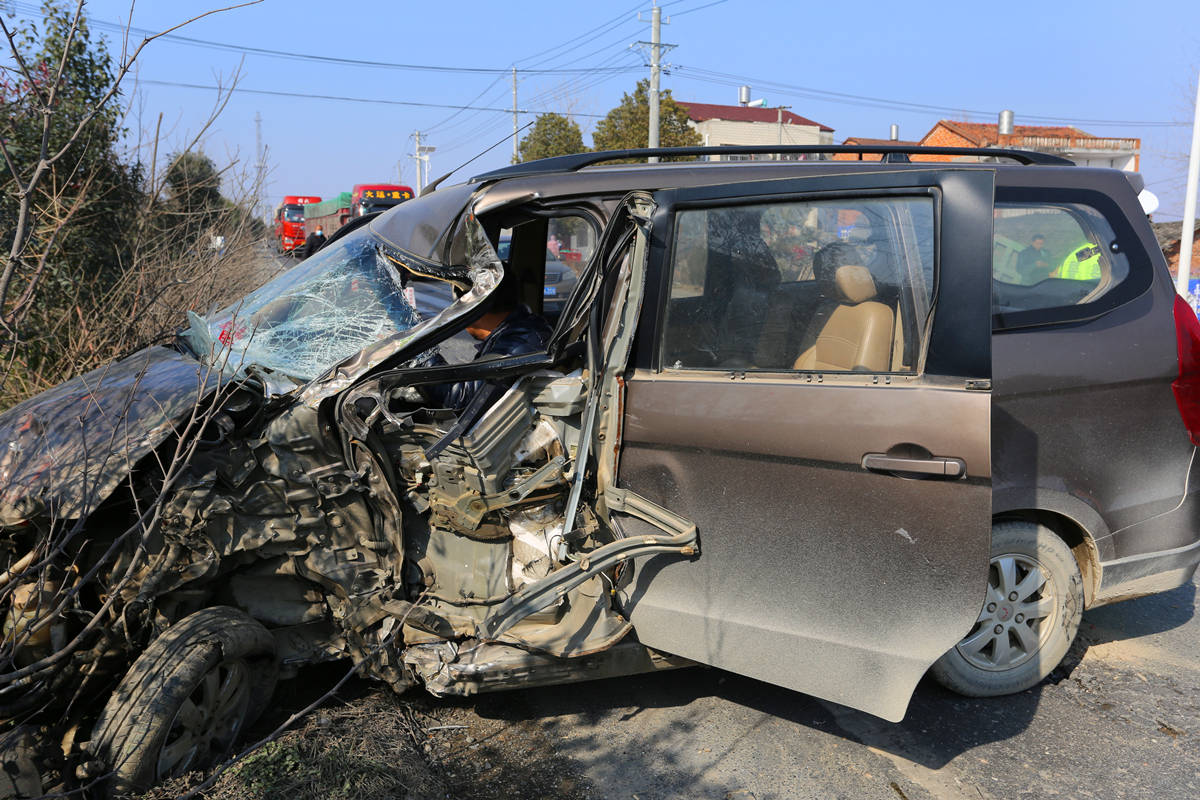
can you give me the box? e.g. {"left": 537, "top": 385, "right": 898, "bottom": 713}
{"left": 0, "top": 346, "right": 217, "bottom": 523}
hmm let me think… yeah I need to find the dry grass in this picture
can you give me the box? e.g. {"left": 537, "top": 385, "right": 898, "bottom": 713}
{"left": 144, "top": 690, "right": 446, "bottom": 800}
{"left": 139, "top": 677, "right": 598, "bottom": 800}
{"left": 0, "top": 206, "right": 276, "bottom": 409}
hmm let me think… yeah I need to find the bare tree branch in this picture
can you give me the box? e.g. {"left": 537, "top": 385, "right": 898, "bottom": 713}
{"left": 0, "top": 0, "right": 263, "bottom": 333}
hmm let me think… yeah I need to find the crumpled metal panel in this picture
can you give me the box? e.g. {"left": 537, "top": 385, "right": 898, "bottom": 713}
{"left": 369, "top": 181, "right": 476, "bottom": 265}
{"left": 300, "top": 209, "right": 503, "bottom": 405}
{"left": 0, "top": 346, "right": 215, "bottom": 523}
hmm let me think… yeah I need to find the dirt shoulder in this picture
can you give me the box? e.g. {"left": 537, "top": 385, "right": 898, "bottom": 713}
{"left": 145, "top": 672, "right": 595, "bottom": 800}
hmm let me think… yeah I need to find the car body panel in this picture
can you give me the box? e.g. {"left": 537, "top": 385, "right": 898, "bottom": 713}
{"left": 0, "top": 346, "right": 215, "bottom": 524}
{"left": 989, "top": 168, "right": 1200, "bottom": 602}
{"left": 616, "top": 169, "right": 995, "bottom": 721}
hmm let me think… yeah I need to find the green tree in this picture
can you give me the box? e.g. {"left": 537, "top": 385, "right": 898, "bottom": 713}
{"left": 591, "top": 79, "right": 701, "bottom": 155}
{"left": 517, "top": 113, "right": 587, "bottom": 163}
{"left": 0, "top": 1, "right": 141, "bottom": 331}
{"left": 157, "top": 150, "right": 223, "bottom": 246}
{"left": 164, "top": 151, "right": 222, "bottom": 210}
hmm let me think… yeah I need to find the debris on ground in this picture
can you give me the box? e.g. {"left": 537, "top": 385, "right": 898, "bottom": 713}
{"left": 141, "top": 676, "right": 595, "bottom": 800}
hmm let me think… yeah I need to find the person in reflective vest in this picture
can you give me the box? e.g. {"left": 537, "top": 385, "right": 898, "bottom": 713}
{"left": 1055, "top": 242, "right": 1103, "bottom": 281}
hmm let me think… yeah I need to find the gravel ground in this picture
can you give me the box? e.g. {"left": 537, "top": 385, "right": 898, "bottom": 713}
{"left": 162, "top": 572, "right": 1196, "bottom": 800}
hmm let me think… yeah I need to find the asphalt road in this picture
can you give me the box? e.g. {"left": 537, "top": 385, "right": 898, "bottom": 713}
{"left": 463, "top": 573, "right": 1199, "bottom": 800}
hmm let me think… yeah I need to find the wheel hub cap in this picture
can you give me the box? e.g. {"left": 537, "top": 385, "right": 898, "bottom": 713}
{"left": 956, "top": 552, "right": 1058, "bottom": 672}
{"left": 156, "top": 659, "right": 251, "bottom": 781}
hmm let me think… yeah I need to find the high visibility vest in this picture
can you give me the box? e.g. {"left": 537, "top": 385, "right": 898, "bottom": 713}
{"left": 1057, "top": 243, "right": 1102, "bottom": 281}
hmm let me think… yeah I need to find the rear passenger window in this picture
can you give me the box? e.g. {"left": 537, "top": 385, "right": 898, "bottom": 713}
{"left": 993, "top": 202, "right": 1130, "bottom": 316}
{"left": 661, "top": 196, "right": 935, "bottom": 374}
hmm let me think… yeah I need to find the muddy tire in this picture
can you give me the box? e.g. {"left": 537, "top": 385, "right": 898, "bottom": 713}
{"left": 931, "top": 520, "right": 1083, "bottom": 697}
{"left": 0, "top": 726, "right": 44, "bottom": 799}
{"left": 90, "top": 607, "right": 277, "bottom": 797}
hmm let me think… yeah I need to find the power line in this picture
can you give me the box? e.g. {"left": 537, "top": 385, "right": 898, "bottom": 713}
{"left": 137, "top": 78, "right": 609, "bottom": 117}
{"left": 515, "top": 3, "right": 644, "bottom": 69}
{"left": 423, "top": 74, "right": 508, "bottom": 135}
{"left": 673, "top": 65, "right": 1189, "bottom": 128}
{"left": 5, "top": 1, "right": 642, "bottom": 76}
{"left": 669, "top": 0, "right": 730, "bottom": 18}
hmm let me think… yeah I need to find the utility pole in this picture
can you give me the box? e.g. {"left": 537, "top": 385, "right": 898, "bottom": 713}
{"left": 637, "top": 3, "right": 674, "bottom": 163}
{"left": 254, "top": 111, "right": 265, "bottom": 217}
{"left": 1177, "top": 73, "right": 1200, "bottom": 300}
{"left": 411, "top": 132, "right": 436, "bottom": 194}
{"left": 777, "top": 105, "right": 792, "bottom": 150}
{"left": 512, "top": 67, "right": 519, "bottom": 163}
{"left": 648, "top": 3, "right": 661, "bottom": 161}
{"left": 412, "top": 131, "right": 424, "bottom": 193}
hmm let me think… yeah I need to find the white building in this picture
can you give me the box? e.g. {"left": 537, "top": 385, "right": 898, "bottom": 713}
{"left": 677, "top": 101, "right": 835, "bottom": 159}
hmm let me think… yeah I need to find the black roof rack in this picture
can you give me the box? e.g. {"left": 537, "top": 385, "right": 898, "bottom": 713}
{"left": 471, "top": 144, "right": 1073, "bottom": 182}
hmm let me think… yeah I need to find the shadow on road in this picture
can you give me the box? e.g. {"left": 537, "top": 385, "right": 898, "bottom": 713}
{"left": 467, "top": 577, "right": 1197, "bottom": 786}
{"left": 1077, "top": 578, "right": 1196, "bottom": 645}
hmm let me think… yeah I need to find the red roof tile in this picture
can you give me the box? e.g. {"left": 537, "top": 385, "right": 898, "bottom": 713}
{"left": 678, "top": 101, "right": 834, "bottom": 132}
{"left": 841, "top": 136, "right": 921, "bottom": 147}
{"left": 932, "top": 120, "right": 1095, "bottom": 145}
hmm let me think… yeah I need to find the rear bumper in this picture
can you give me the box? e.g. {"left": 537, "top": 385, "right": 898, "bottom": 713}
{"left": 1095, "top": 535, "right": 1200, "bottom": 606}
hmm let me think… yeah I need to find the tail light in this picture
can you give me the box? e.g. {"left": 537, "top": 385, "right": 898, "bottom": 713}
{"left": 1171, "top": 294, "right": 1200, "bottom": 445}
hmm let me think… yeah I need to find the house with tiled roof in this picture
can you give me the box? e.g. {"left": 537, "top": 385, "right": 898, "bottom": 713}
{"left": 916, "top": 118, "right": 1140, "bottom": 170}
{"left": 677, "top": 100, "right": 834, "bottom": 160}
{"left": 831, "top": 133, "right": 921, "bottom": 161}
{"left": 1151, "top": 220, "right": 1200, "bottom": 280}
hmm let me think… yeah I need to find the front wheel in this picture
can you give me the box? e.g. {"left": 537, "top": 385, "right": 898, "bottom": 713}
{"left": 90, "top": 607, "right": 278, "bottom": 796}
{"left": 931, "top": 520, "right": 1083, "bottom": 697}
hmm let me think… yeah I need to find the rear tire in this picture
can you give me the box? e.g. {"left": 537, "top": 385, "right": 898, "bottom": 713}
{"left": 931, "top": 520, "right": 1083, "bottom": 697}
{"left": 90, "top": 607, "right": 277, "bottom": 797}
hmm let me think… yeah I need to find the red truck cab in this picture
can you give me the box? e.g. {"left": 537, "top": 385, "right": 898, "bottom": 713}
{"left": 350, "top": 184, "right": 414, "bottom": 218}
{"left": 274, "top": 195, "right": 321, "bottom": 253}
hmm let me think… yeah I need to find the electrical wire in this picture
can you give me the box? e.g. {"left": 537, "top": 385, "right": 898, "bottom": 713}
{"left": 512, "top": 2, "right": 643, "bottom": 68}
{"left": 423, "top": 74, "right": 508, "bottom": 135}
{"left": 4, "top": 1, "right": 643, "bottom": 76}
{"left": 14, "top": 1, "right": 1173, "bottom": 131}
{"left": 668, "top": 0, "right": 730, "bottom": 18}
{"left": 672, "top": 65, "right": 1188, "bottom": 128}
{"left": 138, "top": 79, "right": 609, "bottom": 117}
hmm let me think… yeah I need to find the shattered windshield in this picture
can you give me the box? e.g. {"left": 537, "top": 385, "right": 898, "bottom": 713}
{"left": 189, "top": 225, "right": 421, "bottom": 383}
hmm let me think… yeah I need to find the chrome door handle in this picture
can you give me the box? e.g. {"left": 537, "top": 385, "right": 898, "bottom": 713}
{"left": 861, "top": 453, "right": 965, "bottom": 478}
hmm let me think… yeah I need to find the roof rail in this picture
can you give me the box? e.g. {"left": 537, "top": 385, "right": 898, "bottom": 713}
{"left": 471, "top": 145, "right": 1073, "bottom": 182}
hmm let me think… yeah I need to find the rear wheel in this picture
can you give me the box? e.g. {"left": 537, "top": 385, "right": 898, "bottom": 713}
{"left": 91, "top": 607, "right": 277, "bottom": 796}
{"left": 931, "top": 520, "right": 1083, "bottom": 697}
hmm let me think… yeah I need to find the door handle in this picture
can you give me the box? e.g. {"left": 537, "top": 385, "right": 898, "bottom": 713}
{"left": 861, "top": 453, "right": 965, "bottom": 478}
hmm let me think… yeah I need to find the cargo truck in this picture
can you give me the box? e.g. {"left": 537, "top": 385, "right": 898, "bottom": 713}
{"left": 302, "top": 193, "right": 352, "bottom": 240}
{"left": 351, "top": 183, "right": 414, "bottom": 217}
{"left": 274, "top": 194, "right": 321, "bottom": 254}
{"left": 304, "top": 185, "right": 415, "bottom": 239}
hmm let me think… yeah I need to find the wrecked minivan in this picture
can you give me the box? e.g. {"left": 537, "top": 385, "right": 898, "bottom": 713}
{"left": 2, "top": 145, "right": 1199, "bottom": 797}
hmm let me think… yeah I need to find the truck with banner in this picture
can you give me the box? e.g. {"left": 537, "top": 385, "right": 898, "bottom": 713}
{"left": 304, "top": 185, "right": 416, "bottom": 239}
{"left": 351, "top": 183, "right": 414, "bottom": 217}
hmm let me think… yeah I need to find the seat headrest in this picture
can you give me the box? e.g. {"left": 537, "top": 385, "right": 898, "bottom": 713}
{"left": 834, "top": 265, "right": 878, "bottom": 304}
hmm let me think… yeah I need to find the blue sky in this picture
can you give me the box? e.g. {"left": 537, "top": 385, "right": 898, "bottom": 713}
{"left": 9, "top": 0, "right": 1200, "bottom": 218}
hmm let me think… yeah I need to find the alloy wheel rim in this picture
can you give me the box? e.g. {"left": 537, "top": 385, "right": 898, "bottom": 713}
{"left": 156, "top": 659, "right": 251, "bottom": 780}
{"left": 955, "top": 552, "right": 1058, "bottom": 672}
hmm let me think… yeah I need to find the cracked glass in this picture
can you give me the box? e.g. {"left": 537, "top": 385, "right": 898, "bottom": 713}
{"left": 194, "top": 225, "right": 421, "bottom": 383}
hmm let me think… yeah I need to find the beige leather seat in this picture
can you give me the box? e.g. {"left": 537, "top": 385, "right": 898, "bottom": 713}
{"left": 793, "top": 264, "right": 894, "bottom": 371}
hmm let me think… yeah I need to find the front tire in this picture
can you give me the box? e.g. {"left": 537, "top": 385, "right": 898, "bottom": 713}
{"left": 931, "top": 520, "right": 1083, "bottom": 697}
{"left": 91, "top": 607, "right": 278, "bottom": 796}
